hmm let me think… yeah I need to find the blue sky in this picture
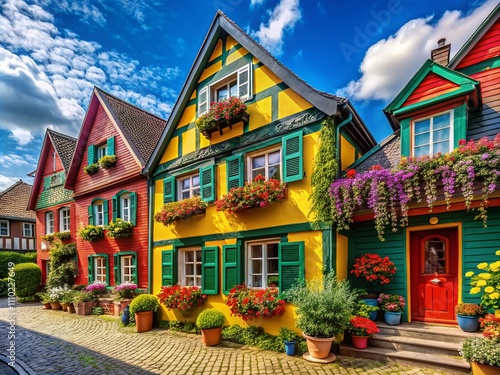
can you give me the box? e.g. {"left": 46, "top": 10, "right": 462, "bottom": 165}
{"left": 0, "top": 0, "right": 497, "bottom": 190}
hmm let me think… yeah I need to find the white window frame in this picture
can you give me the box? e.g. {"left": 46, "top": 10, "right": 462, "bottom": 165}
{"left": 198, "top": 63, "right": 252, "bottom": 116}
{"left": 23, "top": 223, "right": 35, "bottom": 237}
{"left": 45, "top": 212, "right": 54, "bottom": 234}
{"left": 94, "top": 201, "right": 104, "bottom": 226}
{"left": 53, "top": 152, "right": 57, "bottom": 172}
{"left": 96, "top": 144, "right": 107, "bottom": 160}
{"left": 412, "top": 110, "right": 453, "bottom": 157}
{"left": 59, "top": 207, "right": 70, "bottom": 232}
{"left": 178, "top": 247, "right": 202, "bottom": 287}
{"left": 246, "top": 239, "right": 280, "bottom": 289}
{"left": 120, "top": 194, "right": 130, "bottom": 222}
{"left": 177, "top": 173, "right": 200, "bottom": 200}
{"left": 246, "top": 146, "right": 282, "bottom": 182}
{"left": 120, "top": 255, "right": 134, "bottom": 284}
{"left": 0, "top": 220, "right": 9, "bottom": 236}
{"left": 95, "top": 257, "right": 106, "bottom": 283}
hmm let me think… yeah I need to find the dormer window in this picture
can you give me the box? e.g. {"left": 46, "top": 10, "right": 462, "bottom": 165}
{"left": 198, "top": 64, "right": 252, "bottom": 116}
{"left": 413, "top": 111, "right": 452, "bottom": 157}
{"left": 97, "top": 144, "right": 107, "bottom": 160}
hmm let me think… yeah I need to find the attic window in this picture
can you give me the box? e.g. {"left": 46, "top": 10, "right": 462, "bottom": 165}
{"left": 198, "top": 64, "right": 252, "bottom": 116}
{"left": 412, "top": 111, "right": 452, "bottom": 157}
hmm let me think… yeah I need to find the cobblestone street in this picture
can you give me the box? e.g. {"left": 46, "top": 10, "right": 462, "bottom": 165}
{"left": 0, "top": 300, "right": 446, "bottom": 375}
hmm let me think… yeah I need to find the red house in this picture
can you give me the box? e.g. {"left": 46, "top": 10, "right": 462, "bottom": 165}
{"left": 64, "top": 87, "right": 166, "bottom": 288}
{"left": 28, "top": 130, "right": 77, "bottom": 283}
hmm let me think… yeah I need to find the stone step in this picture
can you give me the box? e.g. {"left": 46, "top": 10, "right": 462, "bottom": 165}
{"left": 340, "top": 344, "right": 471, "bottom": 374}
{"left": 369, "top": 333, "right": 460, "bottom": 357}
{"left": 376, "top": 322, "right": 482, "bottom": 344}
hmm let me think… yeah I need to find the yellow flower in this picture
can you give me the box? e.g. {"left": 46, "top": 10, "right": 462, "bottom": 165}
{"left": 485, "top": 286, "right": 495, "bottom": 293}
{"left": 489, "top": 292, "right": 500, "bottom": 300}
{"left": 465, "top": 271, "right": 474, "bottom": 277}
{"left": 477, "top": 262, "right": 488, "bottom": 270}
{"left": 477, "top": 280, "right": 487, "bottom": 287}
{"left": 495, "top": 250, "right": 500, "bottom": 256}
{"left": 479, "top": 273, "right": 491, "bottom": 280}
{"left": 470, "top": 287, "right": 481, "bottom": 294}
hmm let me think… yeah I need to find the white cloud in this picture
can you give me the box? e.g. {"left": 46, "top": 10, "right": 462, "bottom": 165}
{"left": 337, "top": 0, "right": 498, "bottom": 102}
{"left": 251, "top": 0, "right": 302, "bottom": 56}
{"left": 0, "top": 153, "right": 38, "bottom": 168}
{"left": 0, "top": 175, "right": 23, "bottom": 191}
{"left": 250, "top": 0, "right": 265, "bottom": 8}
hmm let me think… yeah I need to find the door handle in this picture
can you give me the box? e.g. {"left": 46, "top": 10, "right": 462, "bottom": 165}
{"left": 430, "top": 278, "right": 442, "bottom": 285}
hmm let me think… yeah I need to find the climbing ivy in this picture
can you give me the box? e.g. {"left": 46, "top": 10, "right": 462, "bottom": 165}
{"left": 46, "top": 241, "right": 77, "bottom": 288}
{"left": 309, "top": 117, "right": 337, "bottom": 229}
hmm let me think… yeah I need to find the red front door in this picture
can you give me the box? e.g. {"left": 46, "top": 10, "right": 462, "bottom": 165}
{"left": 410, "top": 228, "right": 458, "bottom": 324}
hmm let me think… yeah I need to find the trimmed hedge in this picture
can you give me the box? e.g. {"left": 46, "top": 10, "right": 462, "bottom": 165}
{"left": 14, "top": 263, "right": 41, "bottom": 298}
{"left": 0, "top": 278, "right": 8, "bottom": 298}
{"left": 0, "top": 252, "right": 36, "bottom": 278}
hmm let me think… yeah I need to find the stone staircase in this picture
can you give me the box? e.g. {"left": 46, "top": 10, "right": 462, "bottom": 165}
{"left": 340, "top": 322, "right": 483, "bottom": 374}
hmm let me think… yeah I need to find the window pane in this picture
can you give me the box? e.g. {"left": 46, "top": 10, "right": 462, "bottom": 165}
{"left": 252, "top": 169, "right": 266, "bottom": 180}
{"left": 252, "top": 275, "right": 262, "bottom": 288}
{"left": 185, "top": 251, "right": 194, "bottom": 262}
{"left": 269, "top": 166, "right": 280, "bottom": 180}
{"left": 252, "top": 155, "right": 265, "bottom": 169}
{"left": 251, "top": 259, "right": 262, "bottom": 273}
{"left": 251, "top": 245, "right": 262, "bottom": 258}
{"left": 267, "top": 259, "right": 278, "bottom": 273}
{"left": 181, "top": 179, "right": 191, "bottom": 190}
{"left": 269, "top": 151, "right": 280, "bottom": 165}
{"left": 230, "top": 81, "right": 238, "bottom": 97}
{"left": 433, "top": 128, "right": 449, "bottom": 142}
{"left": 192, "top": 175, "right": 200, "bottom": 187}
{"left": 414, "top": 119, "right": 430, "bottom": 134}
{"left": 186, "top": 277, "right": 195, "bottom": 286}
{"left": 267, "top": 244, "right": 278, "bottom": 258}
{"left": 434, "top": 113, "right": 450, "bottom": 130}
{"left": 185, "top": 264, "right": 194, "bottom": 275}
{"left": 196, "top": 251, "right": 202, "bottom": 262}
{"left": 434, "top": 141, "right": 450, "bottom": 154}
{"left": 414, "top": 133, "right": 429, "bottom": 147}
{"left": 196, "top": 264, "right": 202, "bottom": 275}
{"left": 414, "top": 145, "right": 429, "bottom": 157}
{"left": 217, "top": 87, "right": 228, "bottom": 102}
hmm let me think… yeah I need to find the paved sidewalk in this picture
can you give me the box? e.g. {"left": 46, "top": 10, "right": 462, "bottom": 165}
{"left": 0, "top": 300, "right": 446, "bottom": 375}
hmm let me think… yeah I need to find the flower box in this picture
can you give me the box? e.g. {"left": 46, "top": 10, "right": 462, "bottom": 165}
{"left": 201, "top": 112, "right": 249, "bottom": 139}
{"left": 154, "top": 196, "right": 207, "bottom": 226}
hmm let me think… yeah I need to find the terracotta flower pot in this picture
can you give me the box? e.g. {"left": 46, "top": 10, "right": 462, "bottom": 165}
{"left": 49, "top": 302, "right": 61, "bottom": 310}
{"left": 42, "top": 302, "right": 51, "bottom": 309}
{"left": 66, "top": 303, "right": 75, "bottom": 314}
{"left": 471, "top": 362, "right": 500, "bottom": 375}
{"left": 201, "top": 327, "right": 222, "bottom": 346}
{"left": 135, "top": 311, "right": 153, "bottom": 333}
{"left": 303, "top": 334, "right": 335, "bottom": 359}
{"left": 351, "top": 335, "right": 369, "bottom": 349}
{"left": 60, "top": 302, "right": 68, "bottom": 311}
{"left": 74, "top": 301, "right": 94, "bottom": 316}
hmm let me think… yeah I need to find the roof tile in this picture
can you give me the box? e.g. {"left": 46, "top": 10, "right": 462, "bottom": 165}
{"left": 0, "top": 181, "right": 36, "bottom": 219}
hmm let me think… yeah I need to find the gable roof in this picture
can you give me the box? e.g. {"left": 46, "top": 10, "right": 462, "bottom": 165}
{"left": 144, "top": 11, "right": 362, "bottom": 175}
{"left": 384, "top": 59, "right": 480, "bottom": 128}
{"left": 0, "top": 180, "right": 35, "bottom": 220}
{"left": 27, "top": 129, "right": 77, "bottom": 210}
{"left": 448, "top": 4, "right": 500, "bottom": 69}
{"left": 65, "top": 87, "right": 167, "bottom": 189}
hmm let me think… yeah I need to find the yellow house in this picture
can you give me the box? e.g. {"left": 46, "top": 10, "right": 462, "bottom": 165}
{"left": 143, "top": 11, "right": 376, "bottom": 335}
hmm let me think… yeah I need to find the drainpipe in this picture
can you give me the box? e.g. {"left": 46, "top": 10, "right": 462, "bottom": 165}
{"left": 147, "top": 177, "right": 153, "bottom": 294}
{"left": 335, "top": 111, "right": 353, "bottom": 178}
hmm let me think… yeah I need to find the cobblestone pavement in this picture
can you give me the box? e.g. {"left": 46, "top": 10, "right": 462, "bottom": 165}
{"left": 0, "top": 300, "right": 448, "bottom": 375}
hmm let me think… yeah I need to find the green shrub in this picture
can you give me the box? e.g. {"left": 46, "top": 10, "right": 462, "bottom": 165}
{"left": 168, "top": 320, "right": 182, "bottom": 331}
{"left": 0, "top": 252, "right": 36, "bottom": 278}
{"left": 14, "top": 263, "right": 41, "bottom": 298}
{"left": 222, "top": 324, "right": 245, "bottom": 343}
{"left": 129, "top": 294, "right": 159, "bottom": 314}
{"left": 354, "top": 300, "right": 379, "bottom": 318}
{"left": 278, "top": 327, "right": 299, "bottom": 342}
{"left": 158, "top": 320, "right": 170, "bottom": 329}
{"left": 0, "top": 278, "right": 8, "bottom": 298}
{"left": 196, "top": 308, "right": 225, "bottom": 329}
{"left": 46, "top": 242, "right": 76, "bottom": 288}
{"left": 460, "top": 337, "right": 500, "bottom": 367}
{"left": 92, "top": 307, "right": 105, "bottom": 315}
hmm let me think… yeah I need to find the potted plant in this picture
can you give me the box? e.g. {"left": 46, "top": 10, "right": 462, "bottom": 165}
{"left": 284, "top": 271, "right": 356, "bottom": 361}
{"left": 378, "top": 293, "right": 406, "bottom": 325}
{"left": 347, "top": 316, "right": 380, "bottom": 349}
{"left": 466, "top": 249, "right": 500, "bottom": 316}
{"left": 353, "top": 298, "right": 379, "bottom": 321}
{"left": 99, "top": 155, "right": 117, "bottom": 169}
{"left": 60, "top": 289, "right": 76, "bottom": 313}
{"left": 215, "top": 175, "right": 287, "bottom": 214}
{"left": 278, "top": 327, "right": 299, "bottom": 356}
{"left": 129, "top": 294, "right": 159, "bottom": 332}
{"left": 196, "top": 97, "right": 248, "bottom": 138}
{"left": 78, "top": 225, "right": 104, "bottom": 242}
{"left": 455, "top": 303, "right": 485, "bottom": 332}
{"left": 480, "top": 314, "right": 500, "bottom": 341}
{"left": 72, "top": 290, "right": 94, "bottom": 315}
{"left": 154, "top": 196, "right": 207, "bottom": 226}
{"left": 196, "top": 308, "right": 225, "bottom": 346}
{"left": 460, "top": 337, "right": 500, "bottom": 373}
{"left": 37, "top": 291, "right": 52, "bottom": 309}
{"left": 83, "top": 163, "right": 99, "bottom": 175}
{"left": 106, "top": 218, "right": 133, "bottom": 239}
{"left": 226, "top": 284, "right": 286, "bottom": 321}
{"left": 157, "top": 285, "right": 207, "bottom": 312}
{"left": 84, "top": 281, "right": 108, "bottom": 300}
{"left": 113, "top": 282, "right": 138, "bottom": 316}
{"left": 46, "top": 286, "right": 70, "bottom": 310}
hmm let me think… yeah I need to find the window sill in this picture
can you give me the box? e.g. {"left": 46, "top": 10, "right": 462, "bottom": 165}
{"left": 200, "top": 112, "right": 249, "bottom": 139}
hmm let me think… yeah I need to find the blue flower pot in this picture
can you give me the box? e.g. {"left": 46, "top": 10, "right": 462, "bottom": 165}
{"left": 457, "top": 315, "right": 479, "bottom": 332}
{"left": 384, "top": 311, "right": 402, "bottom": 325}
{"left": 284, "top": 340, "right": 296, "bottom": 356}
{"left": 361, "top": 298, "right": 379, "bottom": 321}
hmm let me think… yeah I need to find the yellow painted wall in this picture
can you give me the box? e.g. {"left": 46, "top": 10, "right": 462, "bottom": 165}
{"left": 336, "top": 234, "right": 348, "bottom": 280}
{"left": 340, "top": 135, "right": 357, "bottom": 171}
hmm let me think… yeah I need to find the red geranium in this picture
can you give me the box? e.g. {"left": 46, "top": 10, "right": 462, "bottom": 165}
{"left": 351, "top": 253, "right": 397, "bottom": 287}
{"left": 480, "top": 314, "right": 500, "bottom": 341}
{"left": 226, "top": 284, "right": 286, "bottom": 321}
{"left": 157, "top": 285, "right": 207, "bottom": 311}
{"left": 347, "top": 316, "right": 380, "bottom": 337}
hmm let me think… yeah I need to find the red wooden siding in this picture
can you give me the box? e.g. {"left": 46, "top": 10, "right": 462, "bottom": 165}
{"left": 403, "top": 72, "right": 460, "bottom": 107}
{"left": 73, "top": 178, "right": 149, "bottom": 288}
{"left": 457, "top": 20, "right": 500, "bottom": 69}
{"left": 73, "top": 104, "right": 141, "bottom": 196}
{"left": 41, "top": 143, "right": 64, "bottom": 176}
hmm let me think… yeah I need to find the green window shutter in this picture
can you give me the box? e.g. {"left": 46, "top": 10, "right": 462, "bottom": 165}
{"left": 278, "top": 241, "right": 305, "bottom": 293}
{"left": 107, "top": 136, "right": 115, "bottom": 155}
{"left": 103, "top": 199, "right": 109, "bottom": 226}
{"left": 43, "top": 176, "right": 51, "bottom": 191}
{"left": 198, "top": 87, "right": 208, "bottom": 116}
{"left": 200, "top": 165, "right": 215, "bottom": 202}
{"left": 222, "top": 243, "right": 244, "bottom": 295}
{"left": 103, "top": 254, "right": 110, "bottom": 284}
{"left": 202, "top": 246, "right": 219, "bottom": 295}
{"left": 87, "top": 205, "right": 94, "bottom": 225}
{"left": 130, "top": 192, "right": 137, "bottom": 226}
{"left": 88, "top": 256, "right": 94, "bottom": 283}
{"left": 114, "top": 254, "right": 120, "bottom": 284}
{"left": 161, "top": 249, "right": 178, "bottom": 286}
{"left": 88, "top": 145, "right": 96, "bottom": 165}
{"left": 111, "top": 195, "right": 118, "bottom": 221}
{"left": 282, "top": 131, "right": 303, "bottom": 182}
{"left": 226, "top": 154, "right": 244, "bottom": 191}
{"left": 131, "top": 252, "right": 137, "bottom": 284}
{"left": 163, "top": 176, "right": 176, "bottom": 203}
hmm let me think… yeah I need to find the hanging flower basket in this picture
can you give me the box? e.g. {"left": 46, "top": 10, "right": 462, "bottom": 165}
{"left": 154, "top": 196, "right": 207, "bottom": 226}
{"left": 196, "top": 97, "right": 249, "bottom": 139}
{"left": 215, "top": 175, "right": 286, "bottom": 214}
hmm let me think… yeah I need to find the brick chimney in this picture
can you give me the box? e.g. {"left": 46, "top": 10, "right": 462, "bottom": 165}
{"left": 431, "top": 38, "right": 451, "bottom": 66}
